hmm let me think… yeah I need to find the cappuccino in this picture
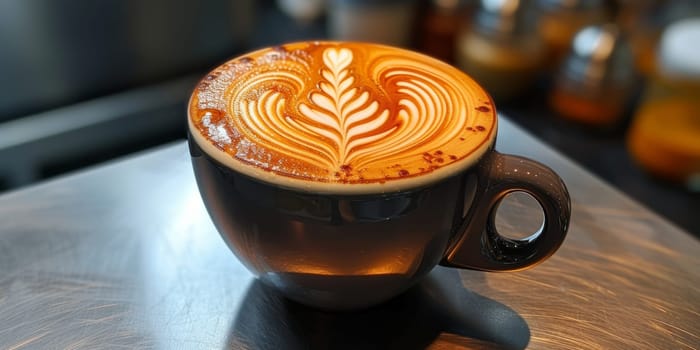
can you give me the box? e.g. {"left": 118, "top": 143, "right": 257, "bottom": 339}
{"left": 188, "top": 42, "right": 570, "bottom": 309}
{"left": 189, "top": 42, "right": 496, "bottom": 193}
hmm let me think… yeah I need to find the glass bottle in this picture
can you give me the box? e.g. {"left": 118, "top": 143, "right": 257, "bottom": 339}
{"left": 456, "top": 0, "right": 545, "bottom": 102}
{"left": 549, "top": 24, "right": 636, "bottom": 129}
{"left": 416, "top": 0, "right": 476, "bottom": 63}
{"left": 627, "top": 18, "right": 700, "bottom": 189}
{"left": 536, "top": 0, "right": 609, "bottom": 67}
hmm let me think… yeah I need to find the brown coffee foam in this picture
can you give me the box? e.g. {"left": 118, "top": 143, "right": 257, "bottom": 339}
{"left": 189, "top": 42, "right": 496, "bottom": 192}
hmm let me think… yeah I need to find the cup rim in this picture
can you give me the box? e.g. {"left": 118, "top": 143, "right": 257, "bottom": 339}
{"left": 189, "top": 121, "right": 497, "bottom": 195}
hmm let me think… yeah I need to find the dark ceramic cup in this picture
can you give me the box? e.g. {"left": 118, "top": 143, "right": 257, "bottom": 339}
{"left": 188, "top": 135, "right": 570, "bottom": 310}
{"left": 188, "top": 41, "right": 570, "bottom": 310}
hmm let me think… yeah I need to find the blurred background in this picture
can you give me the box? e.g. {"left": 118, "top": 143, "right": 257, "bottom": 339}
{"left": 0, "top": 0, "right": 697, "bottom": 236}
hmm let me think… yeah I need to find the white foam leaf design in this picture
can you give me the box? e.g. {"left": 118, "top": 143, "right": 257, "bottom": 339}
{"left": 292, "top": 48, "right": 395, "bottom": 168}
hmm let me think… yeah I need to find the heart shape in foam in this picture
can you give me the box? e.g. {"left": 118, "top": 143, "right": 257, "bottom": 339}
{"left": 324, "top": 47, "right": 353, "bottom": 72}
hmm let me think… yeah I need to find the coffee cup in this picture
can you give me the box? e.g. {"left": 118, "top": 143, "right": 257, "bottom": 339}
{"left": 187, "top": 41, "right": 570, "bottom": 310}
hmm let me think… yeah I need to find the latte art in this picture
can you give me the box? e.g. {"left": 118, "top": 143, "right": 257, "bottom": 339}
{"left": 189, "top": 42, "right": 495, "bottom": 187}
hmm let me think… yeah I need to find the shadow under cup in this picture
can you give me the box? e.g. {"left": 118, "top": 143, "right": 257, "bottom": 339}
{"left": 188, "top": 132, "right": 570, "bottom": 310}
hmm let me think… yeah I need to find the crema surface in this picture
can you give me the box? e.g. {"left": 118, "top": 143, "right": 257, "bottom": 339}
{"left": 189, "top": 42, "right": 496, "bottom": 189}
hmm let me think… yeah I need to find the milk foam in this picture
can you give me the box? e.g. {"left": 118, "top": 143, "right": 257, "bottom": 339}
{"left": 189, "top": 42, "right": 496, "bottom": 193}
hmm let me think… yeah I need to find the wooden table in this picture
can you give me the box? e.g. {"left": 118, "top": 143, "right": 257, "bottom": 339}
{"left": 1, "top": 117, "right": 697, "bottom": 349}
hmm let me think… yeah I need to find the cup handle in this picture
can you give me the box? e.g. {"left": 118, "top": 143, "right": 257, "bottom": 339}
{"left": 442, "top": 152, "right": 571, "bottom": 271}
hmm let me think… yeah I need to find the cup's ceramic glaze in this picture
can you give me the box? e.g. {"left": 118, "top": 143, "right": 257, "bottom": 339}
{"left": 189, "top": 139, "right": 570, "bottom": 309}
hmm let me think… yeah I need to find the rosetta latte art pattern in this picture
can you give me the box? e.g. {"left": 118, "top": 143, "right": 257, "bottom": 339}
{"left": 190, "top": 42, "right": 495, "bottom": 183}
{"left": 238, "top": 47, "right": 396, "bottom": 170}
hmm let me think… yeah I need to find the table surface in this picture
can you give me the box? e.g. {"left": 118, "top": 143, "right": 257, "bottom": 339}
{"left": 0, "top": 117, "right": 698, "bottom": 350}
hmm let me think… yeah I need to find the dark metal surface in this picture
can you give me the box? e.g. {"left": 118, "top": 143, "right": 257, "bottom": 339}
{"left": 0, "top": 118, "right": 698, "bottom": 349}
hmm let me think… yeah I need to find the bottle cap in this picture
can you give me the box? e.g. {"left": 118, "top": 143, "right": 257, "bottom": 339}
{"left": 658, "top": 18, "right": 700, "bottom": 79}
{"left": 475, "top": 0, "right": 536, "bottom": 38}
